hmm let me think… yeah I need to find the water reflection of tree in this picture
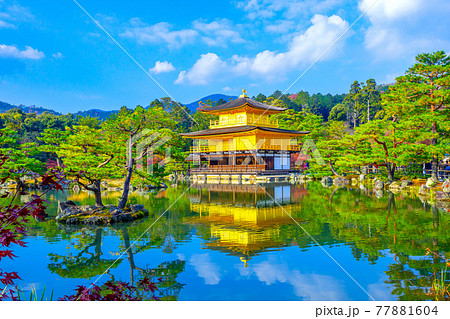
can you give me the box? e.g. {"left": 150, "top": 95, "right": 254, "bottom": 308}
{"left": 191, "top": 182, "right": 450, "bottom": 300}
{"left": 293, "top": 185, "right": 450, "bottom": 300}
{"left": 48, "top": 228, "right": 121, "bottom": 279}
{"left": 47, "top": 224, "right": 186, "bottom": 300}
{"left": 119, "top": 227, "right": 186, "bottom": 300}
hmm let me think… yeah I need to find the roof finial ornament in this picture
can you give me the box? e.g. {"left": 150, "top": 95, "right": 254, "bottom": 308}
{"left": 239, "top": 89, "right": 248, "bottom": 98}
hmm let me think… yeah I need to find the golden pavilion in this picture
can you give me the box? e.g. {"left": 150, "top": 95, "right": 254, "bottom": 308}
{"left": 181, "top": 90, "right": 309, "bottom": 181}
{"left": 186, "top": 183, "right": 308, "bottom": 266}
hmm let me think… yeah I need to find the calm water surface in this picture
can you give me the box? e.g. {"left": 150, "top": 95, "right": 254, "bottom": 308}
{"left": 4, "top": 183, "right": 450, "bottom": 300}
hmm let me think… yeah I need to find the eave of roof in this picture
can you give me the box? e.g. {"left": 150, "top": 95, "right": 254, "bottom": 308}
{"left": 180, "top": 125, "right": 309, "bottom": 138}
{"left": 200, "top": 97, "right": 286, "bottom": 113}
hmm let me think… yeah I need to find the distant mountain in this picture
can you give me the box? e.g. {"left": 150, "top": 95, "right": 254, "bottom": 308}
{"left": 0, "top": 101, "right": 61, "bottom": 115}
{"left": 73, "top": 109, "right": 117, "bottom": 121}
{"left": 184, "top": 94, "right": 238, "bottom": 112}
{"left": 0, "top": 93, "right": 239, "bottom": 119}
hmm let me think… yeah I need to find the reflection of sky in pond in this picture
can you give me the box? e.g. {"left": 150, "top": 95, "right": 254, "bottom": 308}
{"left": 3, "top": 183, "right": 449, "bottom": 300}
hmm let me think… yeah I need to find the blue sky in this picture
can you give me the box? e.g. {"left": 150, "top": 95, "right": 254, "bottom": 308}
{"left": 0, "top": 0, "right": 449, "bottom": 113}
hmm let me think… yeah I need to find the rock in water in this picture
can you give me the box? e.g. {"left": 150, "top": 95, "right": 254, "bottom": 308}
{"left": 130, "top": 204, "right": 146, "bottom": 213}
{"left": 56, "top": 203, "right": 148, "bottom": 225}
{"left": 374, "top": 180, "right": 384, "bottom": 190}
{"left": 442, "top": 179, "right": 450, "bottom": 193}
{"left": 374, "top": 190, "right": 384, "bottom": 198}
{"left": 333, "top": 177, "right": 349, "bottom": 187}
{"left": 418, "top": 184, "right": 429, "bottom": 196}
{"left": 321, "top": 176, "right": 333, "bottom": 187}
{"left": 426, "top": 177, "right": 438, "bottom": 188}
{"left": 435, "top": 191, "right": 450, "bottom": 201}
{"left": 389, "top": 181, "right": 401, "bottom": 190}
{"left": 59, "top": 200, "right": 76, "bottom": 211}
{"left": 401, "top": 180, "right": 413, "bottom": 187}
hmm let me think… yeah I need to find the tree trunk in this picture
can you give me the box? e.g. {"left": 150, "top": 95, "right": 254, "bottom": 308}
{"left": 431, "top": 156, "right": 438, "bottom": 180}
{"left": 122, "top": 228, "right": 136, "bottom": 286}
{"left": 94, "top": 228, "right": 103, "bottom": 259}
{"left": 367, "top": 99, "right": 370, "bottom": 123}
{"left": 329, "top": 160, "right": 339, "bottom": 176}
{"left": 387, "top": 192, "right": 396, "bottom": 212}
{"left": 431, "top": 120, "right": 438, "bottom": 180}
{"left": 118, "top": 135, "right": 134, "bottom": 209}
{"left": 93, "top": 179, "right": 103, "bottom": 207}
{"left": 387, "top": 163, "right": 395, "bottom": 183}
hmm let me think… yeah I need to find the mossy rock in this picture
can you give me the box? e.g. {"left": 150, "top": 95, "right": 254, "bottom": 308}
{"left": 56, "top": 201, "right": 149, "bottom": 225}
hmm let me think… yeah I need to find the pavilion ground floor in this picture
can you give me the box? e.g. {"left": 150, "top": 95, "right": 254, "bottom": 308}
{"left": 186, "top": 150, "right": 305, "bottom": 184}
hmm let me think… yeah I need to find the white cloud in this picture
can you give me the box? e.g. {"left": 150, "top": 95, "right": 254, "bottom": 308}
{"left": 175, "top": 53, "right": 227, "bottom": 85}
{"left": 359, "top": 0, "right": 450, "bottom": 59}
{"left": 121, "top": 18, "right": 244, "bottom": 48}
{"left": 265, "top": 20, "right": 295, "bottom": 33}
{"left": 236, "top": 0, "right": 276, "bottom": 20}
{"left": 0, "top": 3, "right": 34, "bottom": 28}
{"left": 193, "top": 19, "right": 245, "bottom": 47}
{"left": 149, "top": 60, "right": 175, "bottom": 74}
{"left": 0, "top": 44, "right": 45, "bottom": 60}
{"left": 52, "top": 52, "right": 63, "bottom": 59}
{"left": 0, "top": 19, "right": 14, "bottom": 28}
{"left": 236, "top": 0, "right": 347, "bottom": 20}
{"left": 190, "top": 254, "right": 221, "bottom": 285}
{"left": 176, "top": 14, "right": 349, "bottom": 84}
{"left": 120, "top": 19, "right": 198, "bottom": 49}
{"left": 223, "top": 86, "right": 232, "bottom": 91}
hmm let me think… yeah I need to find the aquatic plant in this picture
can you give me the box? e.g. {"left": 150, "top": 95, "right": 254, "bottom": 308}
{"left": 430, "top": 267, "right": 449, "bottom": 301}
{"left": 17, "top": 285, "right": 53, "bottom": 301}
{"left": 425, "top": 248, "right": 450, "bottom": 301}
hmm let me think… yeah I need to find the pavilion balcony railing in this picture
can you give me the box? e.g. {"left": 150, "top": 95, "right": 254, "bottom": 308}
{"left": 189, "top": 164, "right": 267, "bottom": 173}
{"left": 190, "top": 143, "right": 301, "bottom": 153}
{"left": 209, "top": 115, "right": 278, "bottom": 129}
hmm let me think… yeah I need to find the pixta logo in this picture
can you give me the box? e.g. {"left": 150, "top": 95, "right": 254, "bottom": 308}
{"left": 128, "top": 129, "right": 172, "bottom": 175}
{"left": 294, "top": 139, "right": 325, "bottom": 166}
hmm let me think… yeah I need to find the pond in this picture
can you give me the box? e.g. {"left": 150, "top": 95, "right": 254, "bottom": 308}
{"left": 4, "top": 182, "right": 450, "bottom": 301}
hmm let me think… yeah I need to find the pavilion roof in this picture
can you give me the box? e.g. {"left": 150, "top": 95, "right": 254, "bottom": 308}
{"left": 200, "top": 97, "right": 286, "bottom": 113}
{"left": 180, "top": 125, "right": 309, "bottom": 138}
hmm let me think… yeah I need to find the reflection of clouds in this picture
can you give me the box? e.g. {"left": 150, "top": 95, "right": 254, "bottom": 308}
{"left": 249, "top": 258, "right": 348, "bottom": 300}
{"left": 367, "top": 274, "right": 396, "bottom": 301}
{"left": 254, "top": 261, "right": 287, "bottom": 285}
{"left": 190, "top": 254, "right": 221, "bottom": 285}
{"left": 22, "top": 283, "right": 42, "bottom": 291}
{"left": 289, "top": 271, "right": 345, "bottom": 300}
{"left": 176, "top": 253, "right": 186, "bottom": 261}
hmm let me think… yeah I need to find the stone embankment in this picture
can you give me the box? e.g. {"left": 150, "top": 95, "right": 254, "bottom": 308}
{"left": 320, "top": 175, "right": 450, "bottom": 205}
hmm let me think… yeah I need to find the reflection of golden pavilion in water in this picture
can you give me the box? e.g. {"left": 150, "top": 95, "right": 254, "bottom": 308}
{"left": 187, "top": 183, "right": 308, "bottom": 266}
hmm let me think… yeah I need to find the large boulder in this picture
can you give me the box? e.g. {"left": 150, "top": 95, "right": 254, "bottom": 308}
{"left": 130, "top": 204, "right": 148, "bottom": 214}
{"left": 374, "top": 190, "right": 384, "bottom": 198}
{"left": 418, "top": 184, "right": 430, "bottom": 196}
{"left": 435, "top": 191, "right": 450, "bottom": 201}
{"left": 333, "top": 177, "right": 349, "bottom": 187}
{"left": 401, "top": 180, "right": 413, "bottom": 187}
{"left": 321, "top": 176, "right": 333, "bottom": 187}
{"left": 59, "top": 200, "right": 77, "bottom": 211}
{"left": 389, "top": 181, "right": 401, "bottom": 190}
{"left": 426, "top": 177, "right": 438, "bottom": 188}
{"left": 374, "top": 179, "right": 384, "bottom": 190}
{"left": 442, "top": 179, "right": 450, "bottom": 193}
